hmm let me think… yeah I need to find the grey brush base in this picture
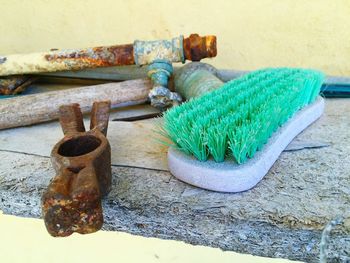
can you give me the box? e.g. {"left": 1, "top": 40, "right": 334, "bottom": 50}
{"left": 168, "top": 97, "right": 325, "bottom": 192}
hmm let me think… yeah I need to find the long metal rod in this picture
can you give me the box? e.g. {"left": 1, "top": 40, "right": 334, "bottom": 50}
{"left": 1, "top": 66, "right": 349, "bottom": 98}
{"left": 0, "top": 34, "right": 216, "bottom": 76}
{"left": 35, "top": 66, "right": 350, "bottom": 86}
{"left": 37, "top": 66, "right": 350, "bottom": 97}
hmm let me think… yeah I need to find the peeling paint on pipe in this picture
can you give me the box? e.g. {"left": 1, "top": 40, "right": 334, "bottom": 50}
{"left": 0, "top": 34, "right": 217, "bottom": 76}
{"left": 0, "top": 44, "right": 135, "bottom": 76}
{"left": 134, "top": 36, "right": 185, "bottom": 65}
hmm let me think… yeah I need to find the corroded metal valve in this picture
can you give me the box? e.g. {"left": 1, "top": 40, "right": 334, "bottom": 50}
{"left": 42, "top": 101, "right": 111, "bottom": 237}
{"left": 147, "top": 59, "right": 182, "bottom": 108}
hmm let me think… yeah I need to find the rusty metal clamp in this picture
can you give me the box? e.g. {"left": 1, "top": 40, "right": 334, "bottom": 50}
{"left": 42, "top": 101, "right": 111, "bottom": 237}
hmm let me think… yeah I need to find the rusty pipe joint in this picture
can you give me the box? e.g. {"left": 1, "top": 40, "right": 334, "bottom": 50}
{"left": 134, "top": 34, "right": 216, "bottom": 109}
{"left": 0, "top": 34, "right": 217, "bottom": 99}
{"left": 133, "top": 36, "right": 185, "bottom": 66}
{"left": 134, "top": 36, "right": 185, "bottom": 109}
{"left": 147, "top": 60, "right": 182, "bottom": 109}
{"left": 42, "top": 101, "right": 112, "bottom": 237}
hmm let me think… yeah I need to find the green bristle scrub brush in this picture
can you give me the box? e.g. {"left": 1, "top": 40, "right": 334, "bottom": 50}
{"left": 161, "top": 63, "right": 325, "bottom": 192}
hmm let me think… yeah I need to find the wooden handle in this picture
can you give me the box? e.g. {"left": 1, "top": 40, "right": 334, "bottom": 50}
{"left": 0, "top": 78, "right": 152, "bottom": 130}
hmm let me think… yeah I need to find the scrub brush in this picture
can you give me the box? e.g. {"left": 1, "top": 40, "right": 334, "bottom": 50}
{"left": 162, "top": 68, "right": 325, "bottom": 192}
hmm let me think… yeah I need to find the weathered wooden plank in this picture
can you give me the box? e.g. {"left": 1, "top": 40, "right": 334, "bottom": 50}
{"left": 0, "top": 118, "right": 168, "bottom": 171}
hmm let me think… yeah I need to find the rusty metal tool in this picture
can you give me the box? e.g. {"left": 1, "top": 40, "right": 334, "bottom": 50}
{"left": 0, "top": 34, "right": 217, "bottom": 108}
{"left": 42, "top": 101, "right": 111, "bottom": 237}
{"left": 0, "top": 75, "right": 37, "bottom": 95}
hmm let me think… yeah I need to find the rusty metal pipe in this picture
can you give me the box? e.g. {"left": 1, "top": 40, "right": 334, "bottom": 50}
{"left": 42, "top": 101, "right": 111, "bottom": 237}
{"left": 0, "top": 34, "right": 216, "bottom": 76}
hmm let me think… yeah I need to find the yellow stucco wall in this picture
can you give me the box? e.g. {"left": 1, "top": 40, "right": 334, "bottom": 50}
{"left": 1, "top": 0, "right": 350, "bottom": 76}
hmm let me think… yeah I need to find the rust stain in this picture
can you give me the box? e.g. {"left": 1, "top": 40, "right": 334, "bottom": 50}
{"left": 44, "top": 44, "right": 135, "bottom": 69}
{"left": 107, "top": 44, "right": 135, "bottom": 65}
{"left": 41, "top": 34, "right": 217, "bottom": 66}
{"left": 0, "top": 34, "right": 217, "bottom": 77}
{"left": 42, "top": 101, "right": 112, "bottom": 237}
{"left": 183, "top": 34, "right": 217, "bottom": 61}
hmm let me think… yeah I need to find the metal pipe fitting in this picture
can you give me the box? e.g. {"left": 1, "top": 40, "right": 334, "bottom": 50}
{"left": 147, "top": 59, "right": 182, "bottom": 109}
{"left": 0, "top": 34, "right": 216, "bottom": 77}
{"left": 0, "top": 34, "right": 217, "bottom": 106}
{"left": 42, "top": 101, "right": 111, "bottom": 237}
{"left": 174, "top": 62, "right": 223, "bottom": 100}
{"left": 134, "top": 36, "right": 185, "bottom": 65}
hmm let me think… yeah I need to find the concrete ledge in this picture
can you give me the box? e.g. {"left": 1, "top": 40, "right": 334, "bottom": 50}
{"left": 0, "top": 99, "right": 349, "bottom": 262}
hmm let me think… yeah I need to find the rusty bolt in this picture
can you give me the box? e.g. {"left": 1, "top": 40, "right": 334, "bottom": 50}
{"left": 183, "top": 34, "right": 217, "bottom": 61}
{"left": 42, "top": 101, "right": 111, "bottom": 237}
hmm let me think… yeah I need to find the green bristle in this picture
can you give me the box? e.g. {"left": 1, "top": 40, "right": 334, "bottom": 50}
{"left": 162, "top": 68, "right": 324, "bottom": 164}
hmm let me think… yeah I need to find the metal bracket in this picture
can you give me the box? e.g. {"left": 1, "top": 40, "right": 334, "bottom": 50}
{"left": 42, "top": 101, "right": 112, "bottom": 237}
